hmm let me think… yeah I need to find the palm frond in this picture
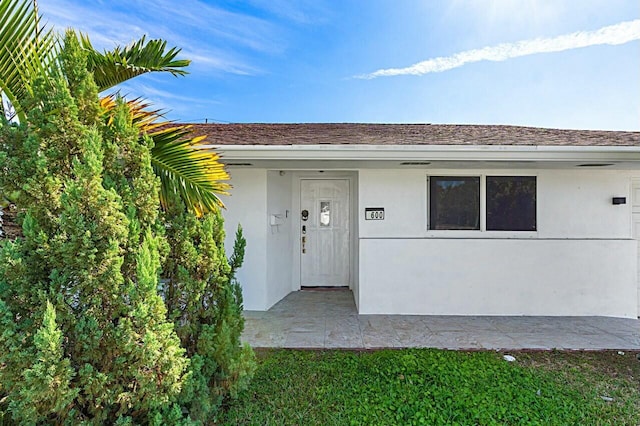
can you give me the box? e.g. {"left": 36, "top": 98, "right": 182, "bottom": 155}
{"left": 0, "top": 0, "right": 58, "bottom": 121}
{"left": 80, "top": 33, "right": 190, "bottom": 92}
{"left": 1, "top": 2, "right": 224, "bottom": 215}
{"left": 101, "top": 96, "right": 230, "bottom": 215}
{"left": 150, "top": 126, "right": 230, "bottom": 215}
{"left": 100, "top": 95, "right": 165, "bottom": 130}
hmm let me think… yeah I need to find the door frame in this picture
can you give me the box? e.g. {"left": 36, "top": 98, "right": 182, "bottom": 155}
{"left": 291, "top": 172, "right": 358, "bottom": 292}
{"left": 631, "top": 178, "right": 640, "bottom": 317}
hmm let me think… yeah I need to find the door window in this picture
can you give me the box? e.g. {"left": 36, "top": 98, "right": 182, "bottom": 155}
{"left": 320, "top": 201, "right": 331, "bottom": 227}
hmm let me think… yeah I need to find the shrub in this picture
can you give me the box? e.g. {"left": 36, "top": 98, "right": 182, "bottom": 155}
{"left": 163, "top": 196, "right": 256, "bottom": 422}
{"left": 0, "top": 32, "right": 189, "bottom": 423}
{"left": 0, "top": 29, "right": 254, "bottom": 423}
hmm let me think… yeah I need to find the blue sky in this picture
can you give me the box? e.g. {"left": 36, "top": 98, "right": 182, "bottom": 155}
{"left": 41, "top": 1, "right": 639, "bottom": 130}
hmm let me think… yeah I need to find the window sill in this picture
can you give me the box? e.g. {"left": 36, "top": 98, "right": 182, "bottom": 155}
{"left": 424, "top": 230, "right": 539, "bottom": 239}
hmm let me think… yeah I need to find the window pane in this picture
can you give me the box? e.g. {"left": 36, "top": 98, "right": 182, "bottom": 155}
{"left": 429, "top": 177, "right": 480, "bottom": 230}
{"left": 486, "top": 176, "right": 536, "bottom": 231}
{"left": 320, "top": 201, "right": 331, "bottom": 227}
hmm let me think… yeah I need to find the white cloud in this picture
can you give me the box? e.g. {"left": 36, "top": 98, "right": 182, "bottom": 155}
{"left": 179, "top": 50, "right": 258, "bottom": 76}
{"left": 120, "top": 83, "right": 220, "bottom": 106}
{"left": 113, "top": 82, "right": 221, "bottom": 118}
{"left": 356, "top": 19, "right": 640, "bottom": 79}
{"left": 242, "top": 0, "right": 331, "bottom": 24}
{"left": 38, "top": 0, "right": 279, "bottom": 75}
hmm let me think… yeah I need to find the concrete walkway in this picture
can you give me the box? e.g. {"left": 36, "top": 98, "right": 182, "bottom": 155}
{"left": 242, "top": 290, "right": 640, "bottom": 350}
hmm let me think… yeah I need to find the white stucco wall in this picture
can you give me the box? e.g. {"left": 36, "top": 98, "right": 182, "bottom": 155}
{"left": 538, "top": 170, "right": 631, "bottom": 238}
{"left": 351, "top": 174, "right": 360, "bottom": 310}
{"left": 357, "top": 168, "right": 638, "bottom": 317}
{"left": 359, "top": 238, "right": 637, "bottom": 317}
{"left": 224, "top": 166, "right": 638, "bottom": 317}
{"left": 266, "top": 171, "right": 294, "bottom": 309}
{"left": 223, "top": 169, "right": 268, "bottom": 310}
{"left": 358, "top": 169, "right": 633, "bottom": 239}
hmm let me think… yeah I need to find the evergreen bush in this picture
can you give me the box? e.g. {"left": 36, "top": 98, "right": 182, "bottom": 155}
{"left": 163, "top": 196, "right": 255, "bottom": 421}
{"left": 0, "top": 31, "right": 254, "bottom": 423}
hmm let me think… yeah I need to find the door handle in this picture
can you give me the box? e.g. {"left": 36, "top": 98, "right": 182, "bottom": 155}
{"left": 302, "top": 236, "right": 306, "bottom": 254}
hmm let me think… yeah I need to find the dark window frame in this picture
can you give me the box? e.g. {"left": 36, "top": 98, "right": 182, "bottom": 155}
{"left": 427, "top": 175, "right": 537, "bottom": 232}
{"left": 429, "top": 176, "right": 480, "bottom": 230}
{"left": 486, "top": 176, "right": 537, "bottom": 231}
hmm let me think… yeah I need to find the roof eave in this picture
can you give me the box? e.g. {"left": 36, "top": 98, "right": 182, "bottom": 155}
{"left": 202, "top": 144, "right": 640, "bottom": 163}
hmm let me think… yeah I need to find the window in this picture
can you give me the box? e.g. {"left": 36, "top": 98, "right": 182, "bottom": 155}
{"left": 486, "top": 176, "right": 536, "bottom": 231}
{"left": 429, "top": 176, "right": 480, "bottom": 230}
{"left": 320, "top": 201, "right": 331, "bottom": 227}
{"left": 428, "top": 175, "right": 537, "bottom": 232}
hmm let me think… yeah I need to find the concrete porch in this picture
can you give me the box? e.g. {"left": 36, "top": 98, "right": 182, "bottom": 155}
{"left": 242, "top": 290, "right": 640, "bottom": 350}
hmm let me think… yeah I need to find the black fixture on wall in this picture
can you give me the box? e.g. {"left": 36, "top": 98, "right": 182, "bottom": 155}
{"left": 612, "top": 197, "right": 626, "bottom": 205}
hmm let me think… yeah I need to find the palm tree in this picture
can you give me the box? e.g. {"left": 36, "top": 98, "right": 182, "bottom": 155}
{"left": 0, "top": 0, "right": 229, "bottom": 215}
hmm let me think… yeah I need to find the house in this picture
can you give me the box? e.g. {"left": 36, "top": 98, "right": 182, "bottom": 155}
{"left": 192, "top": 123, "right": 640, "bottom": 319}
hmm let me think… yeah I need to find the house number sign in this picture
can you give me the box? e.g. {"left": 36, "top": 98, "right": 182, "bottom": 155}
{"left": 365, "top": 208, "right": 385, "bottom": 220}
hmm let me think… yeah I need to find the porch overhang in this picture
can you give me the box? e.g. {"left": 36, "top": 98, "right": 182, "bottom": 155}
{"left": 202, "top": 144, "right": 640, "bottom": 170}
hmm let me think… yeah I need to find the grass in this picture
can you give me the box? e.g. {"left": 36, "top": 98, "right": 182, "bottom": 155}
{"left": 221, "top": 349, "right": 640, "bottom": 425}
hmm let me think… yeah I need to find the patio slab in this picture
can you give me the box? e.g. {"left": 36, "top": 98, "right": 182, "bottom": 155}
{"left": 242, "top": 290, "right": 640, "bottom": 350}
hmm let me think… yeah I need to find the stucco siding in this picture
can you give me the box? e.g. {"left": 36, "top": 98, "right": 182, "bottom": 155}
{"left": 359, "top": 238, "right": 637, "bottom": 317}
{"left": 537, "top": 170, "right": 631, "bottom": 238}
{"left": 266, "top": 171, "right": 294, "bottom": 309}
{"left": 225, "top": 167, "right": 638, "bottom": 317}
{"left": 358, "top": 168, "right": 633, "bottom": 239}
{"left": 357, "top": 168, "right": 637, "bottom": 317}
{"left": 223, "top": 169, "right": 268, "bottom": 310}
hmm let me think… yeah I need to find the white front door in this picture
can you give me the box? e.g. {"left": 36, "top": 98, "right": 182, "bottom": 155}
{"left": 300, "top": 179, "right": 350, "bottom": 287}
{"left": 632, "top": 180, "right": 640, "bottom": 316}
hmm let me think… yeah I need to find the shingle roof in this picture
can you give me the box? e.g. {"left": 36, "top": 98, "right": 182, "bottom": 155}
{"left": 189, "top": 123, "right": 640, "bottom": 147}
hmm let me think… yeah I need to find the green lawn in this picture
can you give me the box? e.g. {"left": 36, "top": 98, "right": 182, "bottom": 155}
{"left": 221, "top": 349, "right": 640, "bottom": 425}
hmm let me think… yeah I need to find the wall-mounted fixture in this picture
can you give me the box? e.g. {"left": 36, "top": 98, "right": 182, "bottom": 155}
{"left": 365, "top": 207, "right": 385, "bottom": 220}
{"left": 612, "top": 197, "right": 626, "bottom": 205}
{"left": 269, "top": 214, "right": 284, "bottom": 226}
